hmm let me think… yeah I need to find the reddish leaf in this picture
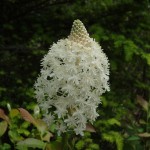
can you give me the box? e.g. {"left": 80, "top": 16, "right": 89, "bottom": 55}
{"left": 0, "top": 109, "right": 6, "bottom": 120}
{"left": 18, "top": 108, "right": 37, "bottom": 125}
{"left": 85, "top": 123, "right": 96, "bottom": 133}
{"left": 0, "top": 108, "right": 9, "bottom": 123}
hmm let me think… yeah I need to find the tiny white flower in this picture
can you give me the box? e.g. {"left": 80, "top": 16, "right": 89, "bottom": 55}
{"left": 43, "top": 113, "right": 55, "bottom": 126}
{"left": 64, "top": 115, "right": 77, "bottom": 128}
{"left": 34, "top": 19, "right": 110, "bottom": 136}
{"left": 74, "top": 126, "right": 84, "bottom": 136}
{"left": 56, "top": 122, "right": 66, "bottom": 136}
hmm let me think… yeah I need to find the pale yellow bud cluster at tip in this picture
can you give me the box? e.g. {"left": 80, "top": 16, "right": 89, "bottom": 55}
{"left": 68, "top": 19, "right": 91, "bottom": 46}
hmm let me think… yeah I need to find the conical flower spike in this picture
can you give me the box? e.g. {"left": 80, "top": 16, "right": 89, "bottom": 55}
{"left": 34, "top": 20, "right": 110, "bottom": 136}
{"left": 68, "top": 19, "right": 91, "bottom": 46}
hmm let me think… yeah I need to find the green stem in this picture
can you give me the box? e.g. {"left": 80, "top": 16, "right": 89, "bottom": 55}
{"left": 62, "top": 133, "right": 69, "bottom": 150}
{"left": 62, "top": 133, "right": 74, "bottom": 150}
{"left": 145, "top": 92, "right": 150, "bottom": 150}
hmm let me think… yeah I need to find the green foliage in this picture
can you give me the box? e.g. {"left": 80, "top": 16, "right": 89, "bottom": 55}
{"left": 0, "top": 143, "right": 11, "bottom": 150}
{"left": 142, "top": 53, "right": 150, "bottom": 66}
{"left": 0, "top": 0, "right": 150, "bottom": 149}
{"left": 102, "top": 131, "right": 123, "bottom": 150}
{"left": 0, "top": 121, "right": 8, "bottom": 137}
{"left": 95, "top": 100, "right": 124, "bottom": 150}
{"left": 0, "top": 106, "right": 55, "bottom": 149}
{"left": 75, "top": 140, "right": 85, "bottom": 149}
{"left": 75, "top": 132, "right": 100, "bottom": 150}
{"left": 122, "top": 96, "right": 150, "bottom": 150}
{"left": 16, "top": 138, "right": 46, "bottom": 150}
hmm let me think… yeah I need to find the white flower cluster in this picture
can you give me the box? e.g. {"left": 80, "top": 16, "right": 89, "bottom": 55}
{"left": 34, "top": 20, "right": 110, "bottom": 136}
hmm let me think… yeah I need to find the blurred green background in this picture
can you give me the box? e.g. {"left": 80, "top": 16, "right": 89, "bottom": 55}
{"left": 0, "top": 0, "right": 150, "bottom": 149}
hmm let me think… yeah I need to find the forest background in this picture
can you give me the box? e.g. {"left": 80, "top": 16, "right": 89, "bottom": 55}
{"left": 0, "top": 0, "right": 150, "bottom": 150}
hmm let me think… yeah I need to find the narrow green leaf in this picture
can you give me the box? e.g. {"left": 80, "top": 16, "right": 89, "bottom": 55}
{"left": 127, "top": 136, "right": 140, "bottom": 141}
{"left": 107, "top": 118, "right": 121, "bottom": 126}
{"left": 102, "top": 133, "right": 115, "bottom": 143}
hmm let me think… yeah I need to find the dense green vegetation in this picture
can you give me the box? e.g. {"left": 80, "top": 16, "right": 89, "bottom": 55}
{"left": 0, "top": 0, "right": 150, "bottom": 149}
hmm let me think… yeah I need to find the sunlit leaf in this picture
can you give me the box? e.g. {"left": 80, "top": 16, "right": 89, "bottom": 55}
{"left": 9, "top": 109, "right": 19, "bottom": 118}
{"left": 107, "top": 118, "right": 121, "bottom": 126}
{"left": 8, "top": 130, "right": 24, "bottom": 142}
{"left": 18, "top": 129, "right": 30, "bottom": 136}
{"left": 124, "top": 40, "right": 138, "bottom": 61}
{"left": 0, "top": 121, "right": 8, "bottom": 137}
{"left": 142, "top": 53, "right": 150, "bottom": 65}
{"left": 20, "top": 122, "right": 30, "bottom": 129}
{"left": 35, "top": 119, "right": 48, "bottom": 133}
{"left": 75, "top": 140, "right": 85, "bottom": 150}
{"left": 16, "top": 138, "right": 46, "bottom": 149}
{"left": 34, "top": 105, "right": 40, "bottom": 116}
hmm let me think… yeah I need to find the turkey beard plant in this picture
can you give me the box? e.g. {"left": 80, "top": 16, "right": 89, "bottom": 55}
{"left": 34, "top": 20, "right": 110, "bottom": 136}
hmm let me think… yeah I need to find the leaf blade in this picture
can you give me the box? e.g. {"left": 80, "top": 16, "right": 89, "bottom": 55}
{"left": 18, "top": 108, "right": 37, "bottom": 125}
{"left": 0, "top": 108, "right": 10, "bottom": 123}
{"left": 137, "top": 95, "right": 148, "bottom": 111}
{"left": 16, "top": 138, "right": 46, "bottom": 149}
{"left": 86, "top": 123, "right": 96, "bottom": 133}
{"left": 138, "top": 132, "right": 150, "bottom": 138}
{"left": 0, "top": 121, "right": 8, "bottom": 137}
